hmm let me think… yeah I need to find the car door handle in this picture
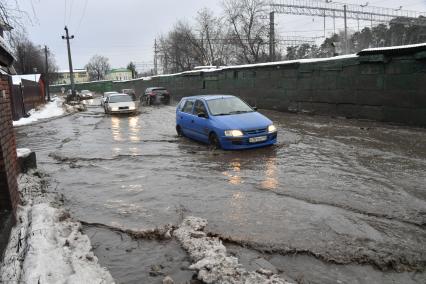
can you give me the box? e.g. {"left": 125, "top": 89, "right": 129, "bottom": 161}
{"left": 191, "top": 120, "right": 194, "bottom": 123}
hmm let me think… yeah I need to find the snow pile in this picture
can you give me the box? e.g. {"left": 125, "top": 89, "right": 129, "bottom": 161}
{"left": 0, "top": 171, "right": 115, "bottom": 284}
{"left": 13, "top": 97, "right": 65, "bottom": 127}
{"left": 173, "top": 217, "right": 291, "bottom": 284}
{"left": 16, "top": 148, "right": 32, "bottom": 158}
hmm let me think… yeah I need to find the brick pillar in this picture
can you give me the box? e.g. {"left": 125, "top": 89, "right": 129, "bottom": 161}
{"left": 0, "top": 74, "right": 19, "bottom": 214}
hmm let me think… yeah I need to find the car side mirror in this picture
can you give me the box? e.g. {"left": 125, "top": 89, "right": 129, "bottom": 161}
{"left": 253, "top": 106, "right": 258, "bottom": 111}
{"left": 198, "top": 112, "right": 208, "bottom": 118}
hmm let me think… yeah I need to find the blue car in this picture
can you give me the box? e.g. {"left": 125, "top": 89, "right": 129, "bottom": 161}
{"left": 176, "top": 95, "right": 278, "bottom": 150}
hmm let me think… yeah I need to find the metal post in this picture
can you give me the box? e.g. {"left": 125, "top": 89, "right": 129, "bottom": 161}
{"left": 269, "top": 11, "right": 275, "bottom": 62}
{"left": 344, "top": 5, "right": 348, "bottom": 54}
{"left": 44, "top": 46, "right": 50, "bottom": 101}
{"left": 154, "top": 39, "right": 158, "bottom": 75}
{"left": 323, "top": 11, "right": 326, "bottom": 38}
{"left": 62, "top": 26, "right": 75, "bottom": 100}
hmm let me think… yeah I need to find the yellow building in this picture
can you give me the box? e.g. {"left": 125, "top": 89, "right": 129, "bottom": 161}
{"left": 106, "top": 68, "right": 133, "bottom": 81}
{"left": 55, "top": 69, "right": 89, "bottom": 84}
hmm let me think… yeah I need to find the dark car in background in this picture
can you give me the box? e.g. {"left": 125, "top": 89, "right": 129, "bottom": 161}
{"left": 121, "top": 89, "right": 137, "bottom": 101}
{"left": 78, "top": 90, "right": 94, "bottom": 100}
{"left": 141, "top": 87, "right": 170, "bottom": 105}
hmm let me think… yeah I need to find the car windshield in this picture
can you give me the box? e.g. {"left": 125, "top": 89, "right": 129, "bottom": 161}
{"left": 206, "top": 97, "right": 253, "bottom": 116}
{"left": 109, "top": 95, "right": 133, "bottom": 103}
{"left": 81, "top": 90, "right": 90, "bottom": 94}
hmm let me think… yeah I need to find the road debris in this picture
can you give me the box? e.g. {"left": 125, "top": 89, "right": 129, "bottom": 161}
{"left": 173, "top": 216, "right": 292, "bottom": 284}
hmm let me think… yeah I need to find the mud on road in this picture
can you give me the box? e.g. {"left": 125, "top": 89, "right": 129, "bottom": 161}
{"left": 15, "top": 97, "right": 426, "bottom": 283}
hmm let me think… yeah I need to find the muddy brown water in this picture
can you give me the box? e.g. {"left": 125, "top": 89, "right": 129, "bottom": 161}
{"left": 15, "top": 97, "right": 426, "bottom": 283}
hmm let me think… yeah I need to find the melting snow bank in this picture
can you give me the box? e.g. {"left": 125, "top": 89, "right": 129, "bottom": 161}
{"left": 13, "top": 97, "right": 65, "bottom": 127}
{"left": 0, "top": 171, "right": 114, "bottom": 284}
{"left": 174, "top": 217, "right": 292, "bottom": 284}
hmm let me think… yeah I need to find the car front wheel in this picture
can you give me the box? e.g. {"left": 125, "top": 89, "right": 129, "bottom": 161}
{"left": 209, "top": 133, "right": 221, "bottom": 150}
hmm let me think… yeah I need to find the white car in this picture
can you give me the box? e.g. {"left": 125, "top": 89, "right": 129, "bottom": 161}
{"left": 101, "top": 91, "right": 119, "bottom": 106}
{"left": 104, "top": 94, "right": 137, "bottom": 114}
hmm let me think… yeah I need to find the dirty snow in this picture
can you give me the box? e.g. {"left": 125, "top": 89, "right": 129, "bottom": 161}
{"left": 173, "top": 217, "right": 292, "bottom": 284}
{"left": 13, "top": 97, "right": 65, "bottom": 127}
{"left": 16, "top": 148, "right": 32, "bottom": 158}
{"left": 0, "top": 171, "right": 114, "bottom": 284}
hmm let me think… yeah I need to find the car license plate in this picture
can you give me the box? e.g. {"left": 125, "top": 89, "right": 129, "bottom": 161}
{"left": 249, "top": 136, "right": 267, "bottom": 143}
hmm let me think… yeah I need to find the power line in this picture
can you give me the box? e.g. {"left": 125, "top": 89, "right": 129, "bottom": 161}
{"left": 75, "top": 0, "right": 88, "bottom": 34}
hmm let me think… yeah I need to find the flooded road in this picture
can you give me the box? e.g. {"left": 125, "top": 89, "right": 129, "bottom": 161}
{"left": 15, "top": 97, "right": 426, "bottom": 283}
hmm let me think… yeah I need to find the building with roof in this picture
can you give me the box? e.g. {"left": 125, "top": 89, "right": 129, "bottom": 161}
{"left": 106, "top": 68, "right": 133, "bottom": 81}
{"left": 55, "top": 69, "right": 89, "bottom": 85}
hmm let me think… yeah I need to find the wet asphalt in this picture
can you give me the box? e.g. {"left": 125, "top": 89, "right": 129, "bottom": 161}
{"left": 15, "top": 96, "right": 426, "bottom": 283}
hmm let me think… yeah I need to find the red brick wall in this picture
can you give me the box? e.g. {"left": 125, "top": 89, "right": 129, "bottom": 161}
{"left": 0, "top": 74, "right": 19, "bottom": 213}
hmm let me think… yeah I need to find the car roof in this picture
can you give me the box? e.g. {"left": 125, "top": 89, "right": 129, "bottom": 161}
{"left": 109, "top": 93, "right": 130, "bottom": 97}
{"left": 181, "top": 95, "right": 235, "bottom": 101}
{"left": 146, "top": 87, "right": 166, "bottom": 90}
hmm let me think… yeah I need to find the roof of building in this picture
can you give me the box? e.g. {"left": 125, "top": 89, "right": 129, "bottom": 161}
{"left": 12, "top": 74, "right": 42, "bottom": 85}
{"left": 57, "top": 69, "right": 87, "bottom": 73}
{"left": 109, "top": 68, "right": 131, "bottom": 73}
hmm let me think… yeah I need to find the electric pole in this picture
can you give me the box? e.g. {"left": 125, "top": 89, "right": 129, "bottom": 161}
{"left": 62, "top": 26, "right": 76, "bottom": 100}
{"left": 269, "top": 11, "right": 275, "bottom": 62}
{"left": 154, "top": 39, "right": 158, "bottom": 75}
{"left": 44, "top": 46, "right": 51, "bottom": 101}
{"left": 344, "top": 5, "right": 348, "bottom": 54}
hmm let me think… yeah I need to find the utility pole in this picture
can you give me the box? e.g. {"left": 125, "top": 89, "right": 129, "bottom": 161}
{"left": 344, "top": 5, "right": 348, "bottom": 54}
{"left": 154, "top": 39, "right": 158, "bottom": 75}
{"left": 62, "top": 26, "right": 76, "bottom": 100}
{"left": 269, "top": 11, "right": 275, "bottom": 62}
{"left": 44, "top": 46, "right": 51, "bottom": 101}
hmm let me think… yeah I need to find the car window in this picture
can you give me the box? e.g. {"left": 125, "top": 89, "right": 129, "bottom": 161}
{"left": 108, "top": 95, "right": 133, "bottom": 103}
{"left": 182, "top": 100, "right": 194, "bottom": 113}
{"left": 194, "top": 100, "right": 207, "bottom": 115}
{"left": 206, "top": 97, "right": 253, "bottom": 116}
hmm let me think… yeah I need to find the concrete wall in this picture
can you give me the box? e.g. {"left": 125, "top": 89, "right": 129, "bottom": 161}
{"left": 51, "top": 50, "right": 426, "bottom": 126}
{"left": 0, "top": 74, "right": 19, "bottom": 213}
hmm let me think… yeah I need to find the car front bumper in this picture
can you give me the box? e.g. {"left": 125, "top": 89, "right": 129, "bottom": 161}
{"left": 109, "top": 109, "right": 137, "bottom": 114}
{"left": 219, "top": 132, "right": 278, "bottom": 150}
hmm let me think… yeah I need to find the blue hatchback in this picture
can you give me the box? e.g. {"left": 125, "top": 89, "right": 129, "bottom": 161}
{"left": 176, "top": 95, "right": 277, "bottom": 150}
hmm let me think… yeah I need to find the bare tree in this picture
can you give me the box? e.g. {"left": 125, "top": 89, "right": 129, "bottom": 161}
{"left": 12, "top": 33, "right": 58, "bottom": 78}
{"left": 222, "top": 0, "right": 269, "bottom": 64}
{"left": 195, "top": 8, "right": 233, "bottom": 66}
{"left": 85, "top": 55, "right": 110, "bottom": 81}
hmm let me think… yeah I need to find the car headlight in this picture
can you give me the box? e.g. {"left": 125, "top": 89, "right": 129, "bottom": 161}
{"left": 111, "top": 107, "right": 118, "bottom": 111}
{"left": 129, "top": 106, "right": 135, "bottom": 110}
{"left": 268, "top": 124, "right": 277, "bottom": 133}
{"left": 224, "top": 130, "right": 244, "bottom": 137}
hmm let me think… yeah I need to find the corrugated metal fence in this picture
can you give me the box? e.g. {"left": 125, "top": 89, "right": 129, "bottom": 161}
{"left": 10, "top": 79, "right": 45, "bottom": 121}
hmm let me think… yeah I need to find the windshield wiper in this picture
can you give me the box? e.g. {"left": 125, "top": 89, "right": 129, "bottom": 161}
{"left": 215, "top": 113, "right": 231, "bottom": 116}
{"left": 229, "top": 110, "right": 252, "bottom": 114}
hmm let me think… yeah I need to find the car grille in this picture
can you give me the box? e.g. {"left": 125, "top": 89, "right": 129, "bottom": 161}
{"left": 243, "top": 128, "right": 267, "bottom": 135}
{"left": 119, "top": 107, "right": 129, "bottom": 110}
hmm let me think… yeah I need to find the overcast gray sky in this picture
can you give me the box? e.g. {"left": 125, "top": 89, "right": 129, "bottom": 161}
{"left": 19, "top": 0, "right": 426, "bottom": 71}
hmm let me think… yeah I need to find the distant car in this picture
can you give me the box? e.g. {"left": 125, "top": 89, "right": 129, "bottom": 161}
{"left": 142, "top": 87, "right": 170, "bottom": 105}
{"left": 121, "top": 89, "right": 137, "bottom": 101}
{"left": 101, "top": 91, "right": 119, "bottom": 106}
{"left": 104, "top": 94, "right": 137, "bottom": 114}
{"left": 66, "top": 89, "right": 79, "bottom": 101}
{"left": 176, "top": 95, "right": 277, "bottom": 150}
{"left": 78, "top": 90, "right": 93, "bottom": 100}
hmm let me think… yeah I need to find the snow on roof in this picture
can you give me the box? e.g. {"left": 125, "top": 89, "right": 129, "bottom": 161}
{"left": 12, "top": 74, "right": 42, "bottom": 85}
{"left": 57, "top": 69, "right": 87, "bottom": 73}
{"left": 360, "top": 43, "right": 426, "bottom": 52}
{"left": 357, "top": 43, "right": 426, "bottom": 56}
{"left": 151, "top": 53, "right": 359, "bottom": 79}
